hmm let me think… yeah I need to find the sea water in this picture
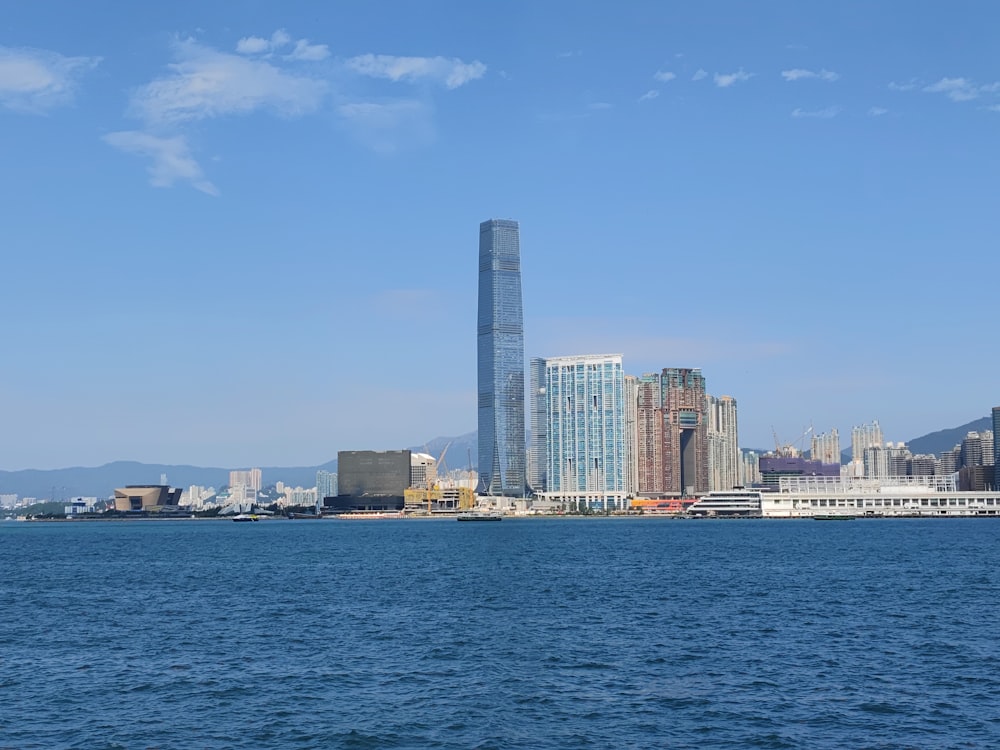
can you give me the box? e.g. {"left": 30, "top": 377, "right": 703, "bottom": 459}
{"left": 2, "top": 517, "right": 999, "bottom": 749}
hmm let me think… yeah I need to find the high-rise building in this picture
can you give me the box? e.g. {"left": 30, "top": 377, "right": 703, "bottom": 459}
{"left": 994, "top": 407, "right": 1000, "bottom": 490}
{"left": 316, "top": 470, "right": 338, "bottom": 501}
{"left": 938, "top": 445, "right": 961, "bottom": 476}
{"left": 229, "top": 468, "right": 261, "bottom": 492}
{"left": 636, "top": 374, "right": 665, "bottom": 494}
{"left": 477, "top": 219, "right": 525, "bottom": 497}
{"left": 538, "top": 354, "right": 628, "bottom": 511}
{"left": 706, "top": 395, "right": 739, "bottom": 491}
{"left": 623, "top": 375, "right": 639, "bottom": 497}
{"left": 636, "top": 368, "right": 708, "bottom": 496}
{"left": 810, "top": 429, "right": 841, "bottom": 466}
{"left": 851, "top": 421, "right": 883, "bottom": 464}
{"left": 528, "top": 357, "right": 548, "bottom": 493}
{"left": 740, "top": 451, "right": 761, "bottom": 485}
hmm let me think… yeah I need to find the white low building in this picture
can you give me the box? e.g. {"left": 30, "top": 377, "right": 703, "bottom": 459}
{"left": 762, "top": 475, "right": 1000, "bottom": 517}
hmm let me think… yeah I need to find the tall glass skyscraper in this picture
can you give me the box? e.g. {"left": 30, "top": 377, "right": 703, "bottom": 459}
{"left": 477, "top": 219, "right": 525, "bottom": 497}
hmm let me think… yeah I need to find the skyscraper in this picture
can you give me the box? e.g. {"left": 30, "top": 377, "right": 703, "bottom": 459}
{"left": 538, "top": 354, "right": 628, "bottom": 511}
{"left": 477, "top": 219, "right": 525, "bottom": 497}
{"left": 636, "top": 368, "right": 708, "bottom": 496}
{"left": 528, "top": 357, "right": 548, "bottom": 493}
{"left": 993, "top": 407, "right": 1000, "bottom": 491}
{"left": 706, "top": 394, "right": 739, "bottom": 492}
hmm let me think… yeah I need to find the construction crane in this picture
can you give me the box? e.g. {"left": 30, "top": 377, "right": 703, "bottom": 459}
{"left": 771, "top": 424, "right": 813, "bottom": 457}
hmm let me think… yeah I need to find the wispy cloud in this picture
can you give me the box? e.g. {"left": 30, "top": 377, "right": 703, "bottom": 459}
{"left": 653, "top": 70, "right": 676, "bottom": 83}
{"left": 638, "top": 89, "right": 659, "bottom": 102}
{"left": 346, "top": 54, "right": 486, "bottom": 89}
{"left": 103, "top": 131, "right": 218, "bottom": 195}
{"left": 924, "top": 77, "right": 983, "bottom": 102}
{"left": 692, "top": 68, "right": 708, "bottom": 81}
{"left": 0, "top": 45, "right": 100, "bottom": 113}
{"left": 235, "top": 29, "right": 290, "bottom": 55}
{"left": 791, "top": 106, "right": 841, "bottom": 119}
{"left": 588, "top": 101, "right": 613, "bottom": 110}
{"left": 234, "top": 30, "right": 329, "bottom": 61}
{"left": 888, "top": 80, "right": 918, "bottom": 91}
{"left": 781, "top": 68, "right": 839, "bottom": 82}
{"left": 130, "top": 37, "right": 328, "bottom": 125}
{"left": 287, "top": 39, "right": 329, "bottom": 61}
{"left": 868, "top": 106, "right": 888, "bottom": 117}
{"left": 714, "top": 69, "right": 753, "bottom": 88}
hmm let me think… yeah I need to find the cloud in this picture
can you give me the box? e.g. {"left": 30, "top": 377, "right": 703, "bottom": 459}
{"left": 235, "top": 29, "right": 291, "bottom": 55}
{"left": 692, "top": 68, "right": 708, "bottom": 81}
{"left": 346, "top": 54, "right": 486, "bottom": 89}
{"left": 287, "top": 39, "right": 329, "bottom": 61}
{"left": 653, "top": 70, "right": 676, "bottom": 83}
{"left": 638, "top": 89, "right": 659, "bottom": 102}
{"left": 588, "top": 101, "right": 613, "bottom": 110}
{"left": 888, "top": 80, "right": 917, "bottom": 91}
{"left": 130, "top": 38, "right": 328, "bottom": 124}
{"left": 714, "top": 69, "right": 753, "bottom": 87}
{"left": 0, "top": 45, "right": 100, "bottom": 113}
{"left": 103, "top": 131, "right": 218, "bottom": 195}
{"left": 791, "top": 106, "right": 841, "bottom": 119}
{"left": 924, "top": 77, "right": 982, "bottom": 102}
{"left": 868, "top": 106, "right": 888, "bottom": 117}
{"left": 337, "top": 99, "right": 433, "bottom": 153}
{"left": 781, "top": 68, "right": 839, "bottom": 82}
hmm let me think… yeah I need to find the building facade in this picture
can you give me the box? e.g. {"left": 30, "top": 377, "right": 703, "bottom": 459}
{"left": 537, "top": 354, "right": 628, "bottom": 511}
{"left": 229, "top": 468, "right": 262, "bottom": 492}
{"left": 528, "top": 357, "right": 548, "bottom": 493}
{"left": 635, "top": 368, "right": 708, "bottom": 496}
{"left": 477, "top": 218, "right": 526, "bottom": 497}
{"left": 316, "top": 470, "right": 338, "bottom": 501}
{"left": 706, "top": 395, "right": 739, "bottom": 492}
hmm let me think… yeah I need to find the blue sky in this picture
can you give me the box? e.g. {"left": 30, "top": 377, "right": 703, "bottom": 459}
{"left": 1, "top": 2, "right": 998, "bottom": 470}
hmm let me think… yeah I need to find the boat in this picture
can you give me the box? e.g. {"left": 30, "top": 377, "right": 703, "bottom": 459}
{"left": 232, "top": 513, "right": 259, "bottom": 522}
{"left": 686, "top": 489, "right": 763, "bottom": 518}
{"left": 456, "top": 511, "right": 503, "bottom": 522}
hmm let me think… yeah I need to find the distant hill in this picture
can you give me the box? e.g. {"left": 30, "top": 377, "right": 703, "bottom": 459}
{"left": 4, "top": 418, "right": 992, "bottom": 500}
{"left": 410, "top": 431, "right": 477, "bottom": 473}
{"left": 829, "top": 417, "right": 991, "bottom": 463}
{"left": 0, "top": 459, "right": 337, "bottom": 501}
{"left": 907, "top": 416, "right": 991, "bottom": 456}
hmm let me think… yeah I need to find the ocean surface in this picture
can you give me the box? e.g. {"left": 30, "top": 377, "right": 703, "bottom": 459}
{"left": 2, "top": 517, "right": 999, "bottom": 749}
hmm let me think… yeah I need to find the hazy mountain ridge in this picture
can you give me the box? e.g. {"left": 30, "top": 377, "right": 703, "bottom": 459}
{"left": 0, "top": 421, "right": 990, "bottom": 500}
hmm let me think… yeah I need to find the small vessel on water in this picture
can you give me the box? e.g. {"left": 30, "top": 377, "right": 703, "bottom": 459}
{"left": 456, "top": 511, "right": 503, "bottom": 522}
{"left": 232, "top": 513, "right": 259, "bottom": 522}
{"left": 687, "top": 489, "right": 763, "bottom": 518}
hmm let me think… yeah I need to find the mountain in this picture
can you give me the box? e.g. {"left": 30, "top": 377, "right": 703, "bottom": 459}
{"left": 4, "top": 418, "right": 992, "bottom": 500}
{"left": 409, "top": 431, "right": 477, "bottom": 473}
{"left": 907, "top": 416, "right": 991, "bottom": 456}
{"left": 0, "top": 459, "right": 337, "bottom": 501}
{"left": 829, "top": 416, "right": 991, "bottom": 464}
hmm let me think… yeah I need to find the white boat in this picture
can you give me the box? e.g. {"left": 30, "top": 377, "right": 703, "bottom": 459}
{"left": 456, "top": 511, "right": 503, "bottom": 522}
{"left": 687, "top": 489, "right": 763, "bottom": 518}
{"left": 232, "top": 513, "right": 259, "bottom": 522}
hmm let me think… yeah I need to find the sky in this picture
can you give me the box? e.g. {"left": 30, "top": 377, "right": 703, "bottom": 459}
{"left": 1, "top": 1, "right": 998, "bottom": 470}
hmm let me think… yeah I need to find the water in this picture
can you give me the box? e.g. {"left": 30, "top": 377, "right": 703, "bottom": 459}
{"left": 2, "top": 517, "right": 999, "bottom": 749}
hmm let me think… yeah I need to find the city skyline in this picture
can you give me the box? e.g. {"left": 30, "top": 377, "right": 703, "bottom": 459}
{"left": 2, "top": 3, "right": 999, "bottom": 469}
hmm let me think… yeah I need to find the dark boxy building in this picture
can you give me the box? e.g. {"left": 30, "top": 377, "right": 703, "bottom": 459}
{"left": 758, "top": 456, "right": 840, "bottom": 489}
{"left": 323, "top": 450, "right": 411, "bottom": 512}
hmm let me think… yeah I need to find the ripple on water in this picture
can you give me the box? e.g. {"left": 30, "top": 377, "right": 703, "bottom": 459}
{"left": 3, "top": 518, "right": 1000, "bottom": 749}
